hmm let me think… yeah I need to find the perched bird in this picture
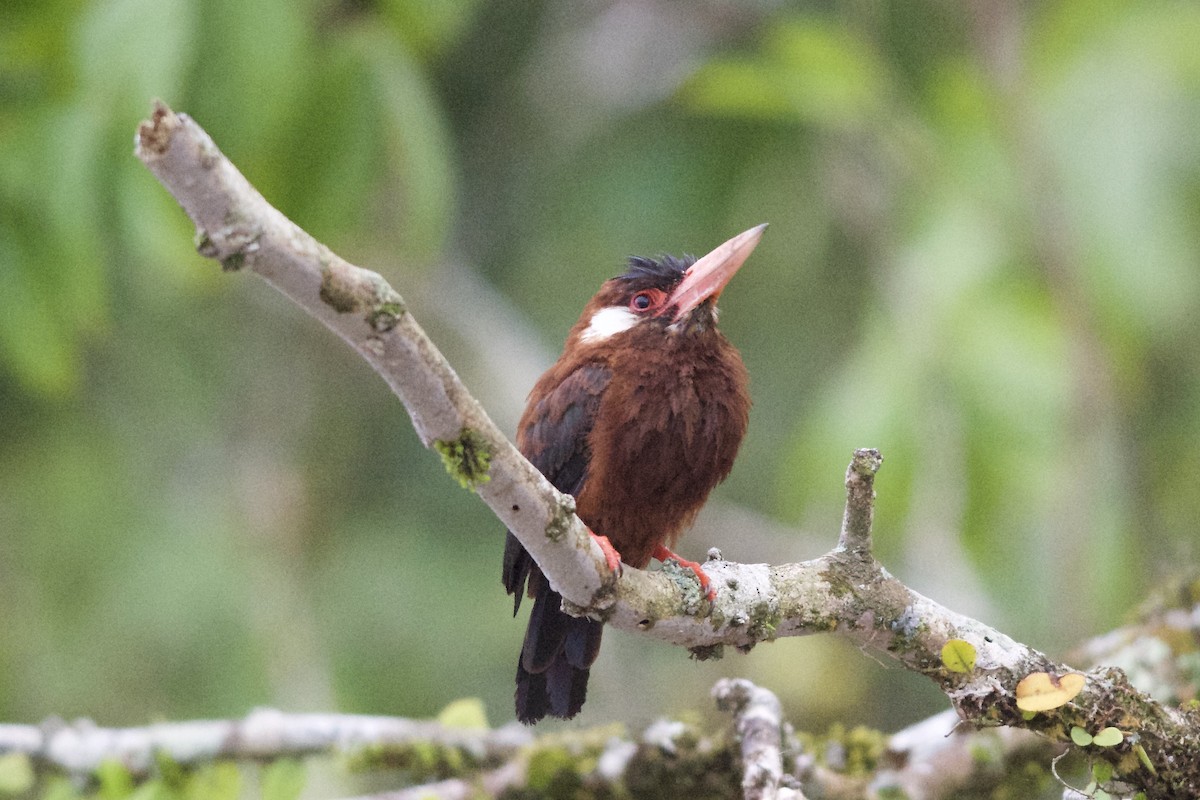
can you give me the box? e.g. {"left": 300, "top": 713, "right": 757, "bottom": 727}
{"left": 502, "top": 224, "right": 765, "bottom": 724}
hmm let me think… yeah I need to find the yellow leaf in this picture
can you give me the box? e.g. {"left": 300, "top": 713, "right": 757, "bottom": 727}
{"left": 436, "top": 697, "right": 489, "bottom": 730}
{"left": 1015, "top": 671, "right": 1085, "bottom": 712}
{"left": 941, "top": 639, "right": 977, "bottom": 673}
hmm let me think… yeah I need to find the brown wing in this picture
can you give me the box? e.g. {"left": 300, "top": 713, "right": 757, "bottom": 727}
{"left": 502, "top": 362, "right": 610, "bottom": 608}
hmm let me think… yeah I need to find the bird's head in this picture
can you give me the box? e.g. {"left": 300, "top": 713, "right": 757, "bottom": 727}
{"left": 571, "top": 223, "right": 767, "bottom": 346}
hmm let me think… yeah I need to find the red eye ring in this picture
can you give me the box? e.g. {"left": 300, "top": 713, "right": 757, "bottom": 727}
{"left": 629, "top": 290, "right": 664, "bottom": 313}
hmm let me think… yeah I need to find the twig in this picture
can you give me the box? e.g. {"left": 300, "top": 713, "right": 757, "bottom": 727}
{"left": 837, "top": 448, "right": 881, "bottom": 553}
{"left": 714, "top": 679, "right": 805, "bottom": 800}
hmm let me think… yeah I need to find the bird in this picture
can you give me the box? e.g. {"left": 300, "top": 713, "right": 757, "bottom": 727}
{"left": 501, "top": 224, "right": 765, "bottom": 724}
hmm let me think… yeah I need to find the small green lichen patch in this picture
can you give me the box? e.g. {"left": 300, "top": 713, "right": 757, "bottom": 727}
{"left": 433, "top": 428, "right": 492, "bottom": 490}
{"left": 346, "top": 741, "right": 475, "bottom": 782}
{"left": 221, "top": 252, "right": 245, "bottom": 272}
{"left": 545, "top": 496, "right": 575, "bottom": 542}
{"left": 368, "top": 300, "right": 406, "bottom": 332}
{"left": 366, "top": 280, "right": 407, "bottom": 332}
{"left": 746, "top": 600, "right": 781, "bottom": 640}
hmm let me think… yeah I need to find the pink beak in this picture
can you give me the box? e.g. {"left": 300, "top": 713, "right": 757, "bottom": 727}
{"left": 665, "top": 223, "right": 767, "bottom": 322}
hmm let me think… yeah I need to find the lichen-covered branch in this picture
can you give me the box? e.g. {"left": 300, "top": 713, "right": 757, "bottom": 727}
{"left": 0, "top": 710, "right": 532, "bottom": 778}
{"left": 133, "top": 103, "right": 1200, "bottom": 798}
{"left": 135, "top": 101, "right": 614, "bottom": 617}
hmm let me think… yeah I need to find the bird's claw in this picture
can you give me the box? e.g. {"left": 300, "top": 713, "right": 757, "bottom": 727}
{"left": 590, "top": 531, "right": 623, "bottom": 578}
{"left": 652, "top": 545, "right": 716, "bottom": 601}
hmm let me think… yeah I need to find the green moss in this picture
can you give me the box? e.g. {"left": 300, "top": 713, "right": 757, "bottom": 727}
{"left": 346, "top": 740, "right": 477, "bottom": 782}
{"left": 433, "top": 428, "right": 493, "bottom": 490}
{"left": 502, "top": 727, "right": 625, "bottom": 800}
{"left": 624, "top": 728, "right": 740, "bottom": 800}
{"left": 821, "top": 565, "right": 856, "bottom": 598}
{"left": 746, "top": 601, "right": 780, "bottom": 640}
{"left": 368, "top": 300, "right": 406, "bottom": 332}
{"left": 796, "top": 723, "right": 887, "bottom": 777}
{"left": 525, "top": 747, "right": 582, "bottom": 796}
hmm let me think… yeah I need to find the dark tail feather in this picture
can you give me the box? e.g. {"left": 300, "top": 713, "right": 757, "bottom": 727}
{"left": 502, "top": 531, "right": 533, "bottom": 615}
{"left": 514, "top": 581, "right": 603, "bottom": 724}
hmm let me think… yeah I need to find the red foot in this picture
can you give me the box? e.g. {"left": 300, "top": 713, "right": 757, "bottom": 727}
{"left": 652, "top": 545, "right": 716, "bottom": 601}
{"left": 590, "top": 531, "right": 623, "bottom": 577}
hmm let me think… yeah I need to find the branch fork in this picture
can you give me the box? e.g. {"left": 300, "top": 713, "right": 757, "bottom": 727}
{"left": 135, "top": 102, "right": 1200, "bottom": 799}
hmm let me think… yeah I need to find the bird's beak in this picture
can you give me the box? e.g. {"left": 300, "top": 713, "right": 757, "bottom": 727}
{"left": 665, "top": 223, "right": 767, "bottom": 322}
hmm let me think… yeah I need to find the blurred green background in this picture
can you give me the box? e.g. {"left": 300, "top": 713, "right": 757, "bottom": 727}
{"left": 2, "top": 0, "right": 1199, "bottom": 744}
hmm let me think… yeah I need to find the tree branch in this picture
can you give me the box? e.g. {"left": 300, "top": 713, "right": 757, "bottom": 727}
{"left": 133, "top": 102, "right": 1200, "bottom": 798}
{"left": 0, "top": 710, "right": 531, "bottom": 778}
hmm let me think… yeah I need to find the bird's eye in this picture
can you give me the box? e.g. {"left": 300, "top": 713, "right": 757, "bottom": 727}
{"left": 630, "top": 291, "right": 658, "bottom": 312}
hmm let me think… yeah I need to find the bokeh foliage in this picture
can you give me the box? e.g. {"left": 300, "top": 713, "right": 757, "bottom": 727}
{"left": 2, "top": 0, "right": 1199, "bottom": 777}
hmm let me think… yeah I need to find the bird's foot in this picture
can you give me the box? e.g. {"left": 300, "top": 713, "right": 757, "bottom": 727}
{"left": 652, "top": 545, "right": 716, "bottom": 601}
{"left": 590, "top": 531, "right": 623, "bottom": 577}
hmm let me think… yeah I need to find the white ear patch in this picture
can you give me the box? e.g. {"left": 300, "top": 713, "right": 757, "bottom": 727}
{"left": 579, "top": 306, "right": 639, "bottom": 343}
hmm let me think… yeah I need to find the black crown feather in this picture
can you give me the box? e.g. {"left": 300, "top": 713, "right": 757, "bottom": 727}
{"left": 616, "top": 254, "right": 697, "bottom": 290}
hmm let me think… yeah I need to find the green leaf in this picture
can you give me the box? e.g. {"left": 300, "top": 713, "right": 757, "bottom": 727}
{"left": 0, "top": 217, "right": 80, "bottom": 394}
{"left": 184, "top": 762, "right": 241, "bottom": 800}
{"left": 76, "top": 0, "right": 195, "bottom": 124}
{"left": 1092, "top": 727, "right": 1123, "bottom": 747}
{"left": 351, "top": 28, "right": 453, "bottom": 263}
{"left": 940, "top": 639, "right": 976, "bottom": 673}
{"left": 1092, "top": 759, "right": 1113, "bottom": 784}
{"left": 436, "top": 697, "right": 489, "bottom": 730}
{"left": 186, "top": 0, "right": 309, "bottom": 161}
{"left": 679, "top": 60, "right": 796, "bottom": 121}
{"left": 682, "top": 16, "right": 887, "bottom": 128}
{"left": 127, "top": 780, "right": 171, "bottom": 800}
{"left": 260, "top": 759, "right": 305, "bottom": 800}
{"left": 1070, "top": 726, "right": 1093, "bottom": 746}
{"left": 96, "top": 759, "right": 135, "bottom": 798}
{"left": 0, "top": 753, "right": 34, "bottom": 795}
{"left": 41, "top": 777, "right": 82, "bottom": 800}
{"left": 379, "top": 0, "right": 485, "bottom": 56}
{"left": 1134, "top": 743, "right": 1156, "bottom": 774}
